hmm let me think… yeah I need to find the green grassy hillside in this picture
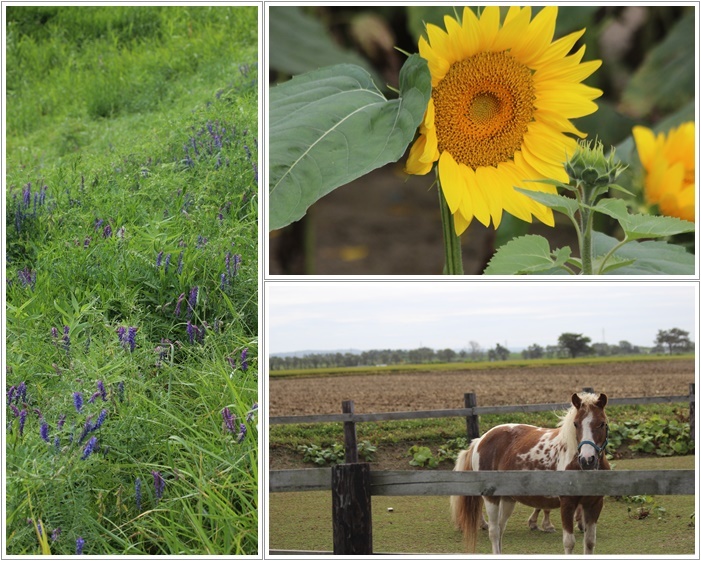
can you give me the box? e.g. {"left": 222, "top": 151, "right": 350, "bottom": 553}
{"left": 5, "top": 6, "right": 258, "bottom": 555}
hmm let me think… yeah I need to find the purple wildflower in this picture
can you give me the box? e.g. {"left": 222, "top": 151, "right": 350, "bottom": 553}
{"left": 174, "top": 292, "right": 185, "bottom": 317}
{"left": 19, "top": 409, "right": 27, "bottom": 436}
{"left": 187, "top": 321, "right": 196, "bottom": 344}
{"left": 81, "top": 436, "right": 98, "bottom": 460}
{"left": 227, "top": 356, "right": 236, "bottom": 370}
{"left": 93, "top": 409, "right": 107, "bottom": 431}
{"left": 127, "top": 327, "right": 137, "bottom": 352}
{"left": 83, "top": 236, "right": 91, "bottom": 248}
{"left": 156, "top": 251, "right": 164, "bottom": 267}
{"left": 117, "top": 326, "right": 126, "bottom": 346}
{"left": 187, "top": 286, "right": 198, "bottom": 319}
{"left": 57, "top": 414, "right": 66, "bottom": 430}
{"left": 152, "top": 470, "right": 165, "bottom": 501}
{"left": 10, "top": 404, "right": 20, "bottom": 417}
{"left": 117, "top": 381, "right": 125, "bottom": 402}
{"left": 237, "top": 423, "right": 247, "bottom": 443}
{"left": 18, "top": 267, "right": 36, "bottom": 289}
{"left": 241, "top": 348, "right": 249, "bottom": 372}
{"left": 97, "top": 380, "right": 107, "bottom": 401}
{"left": 103, "top": 224, "right": 112, "bottom": 238}
{"left": 78, "top": 416, "right": 94, "bottom": 444}
{"left": 196, "top": 235, "right": 208, "bottom": 249}
{"left": 63, "top": 326, "right": 70, "bottom": 354}
{"left": 7, "top": 385, "right": 16, "bottom": 405}
{"left": 94, "top": 218, "right": 103, "bottom": 231}
{"left": 88, "top": 391, "right": 100, "bottom": 404}
{"left": 17, "top": 381, "right": 27, "bottom": 403}
{"left": 233, "top": 254, "right": 241, "bottom": 274}
{"left": 54, "top": 435, "right": 60, "bottom": 452}
{"left": 51, "top": 527, "right": 61, "bottom": 542}
{"left": 164, "top": 253, "right": 171, "bottom": 273}
{"left": 246, "top": 403, "right": 258, "bottom": 423}
{"left": 73, "top": 392, "right": 83, "bottom": 413}
{"left": 177, "top": 251, "right": 184, "bottom": 274}
{"left": 23, "top": 183, "right": 31, "bottom": 207}
{"left": 135, "top": 477, "right": 142, "bottom": 511}
{"left": 220, "top": 273, "right": 228, "bottom": 290}
{"left": 40, "top": 422, "right": 50, "bottom": 442}
{"left": 76, "top": 537, "right": 85, "bottom": 555}
{"left": 222, "top": 407, "right": 236, "bottom": 434}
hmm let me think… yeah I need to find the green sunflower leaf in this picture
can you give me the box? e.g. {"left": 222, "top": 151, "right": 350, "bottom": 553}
{"left": 514, "top": 188, "right": 580, "bottom": 220}
{"left": 484, "top": 235, "right": 572, "bottom": 275}
{"left": 593, "top": 198, "right": 695, "bottom": 240}
{"left": 592, "top": 231, "right": 695, "bottom": 275}
{"left": 268, "top": 6, "right": 382, "bottom": 85}
{"left": 269, "top": 55, "right": 432, "bottom": 231}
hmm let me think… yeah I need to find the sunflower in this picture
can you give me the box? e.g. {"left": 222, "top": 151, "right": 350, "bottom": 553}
{"left": 405, "top": 6, "right": 602, "bottom": 235}
{"left": 632, "top": 122, "right": 695, "bottom": 222}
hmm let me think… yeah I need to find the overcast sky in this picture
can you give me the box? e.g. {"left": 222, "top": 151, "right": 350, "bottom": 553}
{"left": 267, "top": 281, "right": 697, "bottom": 353}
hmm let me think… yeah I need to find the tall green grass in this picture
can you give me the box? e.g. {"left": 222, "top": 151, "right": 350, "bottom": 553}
{"left": 6, "top": 6, "right": 258, "bottom": 555}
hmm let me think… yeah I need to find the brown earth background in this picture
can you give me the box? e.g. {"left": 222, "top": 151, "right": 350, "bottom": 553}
{"left": 269, "top": 359, "right": 695, "bottom": 470}
{"left": 270, "top": 359, "right": 695, "bottom": 416}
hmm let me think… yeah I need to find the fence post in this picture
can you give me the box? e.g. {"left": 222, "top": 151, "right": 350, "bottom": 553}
{"left": 464, "top": 392, "right": 479, "bottom": 442}
{"left": 690, "top": 383, "right": 695, "bottom": 440}
{"left": 342, "top": 400, "right": 358, "bottom": 463}
{"left": 332, "top": 463, "right": 373, "bottom": 555}
{"left": 582, "top": 387, "right": 595, "bottom": 394}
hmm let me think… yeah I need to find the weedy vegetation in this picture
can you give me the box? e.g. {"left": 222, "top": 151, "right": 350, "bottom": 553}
{"left": 5, "top": 6, "right": 259, "bottom": 555}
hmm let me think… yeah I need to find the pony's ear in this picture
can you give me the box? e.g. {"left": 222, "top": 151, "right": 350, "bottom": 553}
{"left": 596, "top": 393, "right": 608, "bottom": 408}
{"left": 571, "top": 393, "right": 582, "bottom": 408}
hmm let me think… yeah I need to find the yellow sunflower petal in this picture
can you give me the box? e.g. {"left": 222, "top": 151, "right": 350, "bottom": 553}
{"left": 475, "top": 165, "right": 504, "bottom": 228}
{"left": 539, "top": 28, "right": 586, "bottom": 64}
{"left": 462, "top": 164, "right": 491, "bottom": 227}
{"left": 510, "top": 6, "right": 558, "bottom": 67}
{"left": 405, "top": 135, "right": 434, "bottom": 175}
{"left": 477, "top": 6, "right": 501, "bottom": 50}
{"left": 493, "top": 6, "right": 532, "bottom": 52}
{"left": 460, "top": 7, "right": 481, "bottom": 57}
{"left": 453, "top": 207, "right": 472, "bottom": 236}
{"left": 632, "top": 126, "right": 656, "bottom": 168}
{"left": 437, "top": 150, "right": 464, "bottom": 214}
{"left": 418, "top": 35, "right": 450, "bottom": 86}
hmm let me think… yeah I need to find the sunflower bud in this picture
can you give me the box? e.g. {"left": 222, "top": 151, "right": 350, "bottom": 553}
{"left": 566, "top": 139, "right": 626, "bottom": 189}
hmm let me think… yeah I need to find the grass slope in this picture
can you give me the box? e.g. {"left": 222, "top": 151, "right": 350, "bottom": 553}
{"left": 5, "top": 6, "right": 258, "bottom": 555}
{"left": 269, "top": 456, "right": 695, "bottom": 555}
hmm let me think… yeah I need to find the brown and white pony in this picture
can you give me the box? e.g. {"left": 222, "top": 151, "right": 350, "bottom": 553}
{"left": 451, "top": 392, "right": 609, "bottom": 554}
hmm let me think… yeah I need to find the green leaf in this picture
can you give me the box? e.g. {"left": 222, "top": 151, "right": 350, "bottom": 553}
{"left": 592, "top": 232, "right": 695, "bottom": 275}
{"left": 621, "top": 11, "right": 695, "bottom": 116}
{"left": 484, "top": 235, "right": 572, "bottom": 275}
{"left": 515, "top": 188, "right": 580, "bottom": 220}
{"left": 594, "top": 198, "right": 695, "bottom": 240}
{"left": 268, "top": 6, "right": 382, "bottom": 85}
{"left": 269, "top": 55, "right": 431, "bottom": 231}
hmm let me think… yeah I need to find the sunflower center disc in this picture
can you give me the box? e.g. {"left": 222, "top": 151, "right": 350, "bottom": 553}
{"left": 432, "top": 51, "right": 536, "bottom": 169}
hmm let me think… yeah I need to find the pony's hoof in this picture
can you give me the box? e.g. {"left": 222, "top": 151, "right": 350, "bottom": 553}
{"left": 542, "top": 527, "right": 556, "bottom": 533}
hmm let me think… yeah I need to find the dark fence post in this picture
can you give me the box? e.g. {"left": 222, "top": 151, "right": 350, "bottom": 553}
{"left": 342, "top": 400, "right": 358, "bottom": 463}
{"left": 690, "top": 383, "right": 695, "bottom": 440}
{"left": 464, "top": 392, "right": 479, "bottom": 442}
{"left": 332, "top": 463, "right": 372, "bottom": 555}
{"left": 582, "top": 387, "right": 595, "bottom": 394}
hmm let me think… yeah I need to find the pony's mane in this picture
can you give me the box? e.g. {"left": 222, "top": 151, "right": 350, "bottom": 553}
{"left": 555, "top": 393, "right": 602, "bottom": 454}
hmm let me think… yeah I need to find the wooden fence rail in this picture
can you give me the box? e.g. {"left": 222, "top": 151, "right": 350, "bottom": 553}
{"left": 270, "top": 467, "right": 695, "bottom": 496}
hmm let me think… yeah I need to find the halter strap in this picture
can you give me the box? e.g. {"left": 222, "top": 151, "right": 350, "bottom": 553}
{"left": 577, "top": 424, "right": 609, "bottom": 457}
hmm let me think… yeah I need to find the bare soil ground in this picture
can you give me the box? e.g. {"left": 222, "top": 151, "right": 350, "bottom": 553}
{"left": 269, "top": 359, "right": 694, "bottom": 416}
{"left": 269, "top": 359, "right": 694, "bottom": 470}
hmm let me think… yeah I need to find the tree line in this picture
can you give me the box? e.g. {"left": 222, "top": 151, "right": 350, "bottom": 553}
{"left": 269, "top": 328, "right": 694, "bottom": 371}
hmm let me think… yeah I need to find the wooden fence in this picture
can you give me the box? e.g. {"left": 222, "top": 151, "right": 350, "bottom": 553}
{"left": 269, "top": 386, "right": 696, "bottom": 555}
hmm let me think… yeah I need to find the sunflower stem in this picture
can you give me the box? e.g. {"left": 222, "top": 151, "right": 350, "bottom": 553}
{"left": 437, "top": 183, "right": 464, "bottom": 275}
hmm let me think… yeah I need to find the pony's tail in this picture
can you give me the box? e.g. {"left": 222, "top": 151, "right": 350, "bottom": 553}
{"left": 450, "top": 443, "right": 482, "bottom": 553}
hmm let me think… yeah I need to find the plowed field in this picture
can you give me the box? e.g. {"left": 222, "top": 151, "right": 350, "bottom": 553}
{"left": 270, "top": 359, "right": 694, "bottom": 416}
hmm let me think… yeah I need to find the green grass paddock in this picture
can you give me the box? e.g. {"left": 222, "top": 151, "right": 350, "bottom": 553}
{"left": 269, "top": 455, "right": 695, "bottom": 555}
